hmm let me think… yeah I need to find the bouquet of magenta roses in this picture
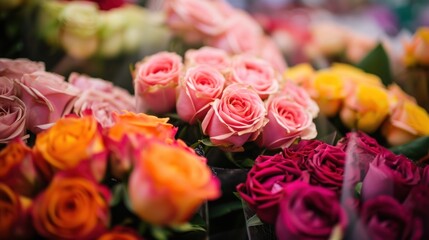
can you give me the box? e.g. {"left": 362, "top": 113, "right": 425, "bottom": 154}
{"left": 0, "top": 58, "right": 221, "bottom": 240}
{"left": 237, "top": 131, "right": 428, "bottom": 240}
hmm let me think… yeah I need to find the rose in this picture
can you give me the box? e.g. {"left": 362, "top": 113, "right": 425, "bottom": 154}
{"left": 283, "top": 139, "right": 325, "bottom": 165}
{"left": 86, "top": 0, "right": 125, "bottom": 11}
{"left": 356, "top": 195, "right": 422, "bottom": 240}
{"left": 279, "top": 81, "right": 319, "bottom": 118}
{"left": 97, "top": 226, "right": 143, "bottom": 240}
{"left": 0, "top": 139, "right": 38, "bottom": 197}
{"left": 0, "top": 183, "right": 32, "bottom": 239}
{"left": 306, "top": 22, "right": 347, "bottom": 57}
{"left": 403, "top": 185, "right": 429, "bottom": 240}
{"left": 403, "top": 27, "right": 429, "bottom": 67}
{"left": 134, "top": 51, "right": 183, "bottom": 114}
{"left": 361, "top": 153, "right": 421, "bottom": 202}
{"left": 68, "top": 72, "right": 115, "bottom": 92}
{"left": 201, "top": 84, "right": 267, "bottom": 151}
{"left": 164, "top": 0, "right": 230, "bottom": 40}
{"left": 257, "top": 95, "right": 316, "bottom": 150}
{"left": 302, "top": 144, "right": 357, "bottom": 194}
{"left": 184, "top": 47, "right": 231, "bottom": 73}
{"left": 382, "top": 101, "right": 429, "bottom": 146}
{"left": 227, "top": 55, "right": 279, "bottom": 100}
{"left": 256, "top": 36, "right": 287, "bottom": 72}
{"left": 283, "top": 63, "right": 315, "bottom": 88}
{"left": 0, "top": 58, "right": 45, "bottom": 81}
{"left": 33, "top": 116, "right": 107, "bottom": 182}
{"left": 128, "top": 139, "right": 220, "bottom": 225}
{"left": 208, "top": 10, "right": 263, "bottom": 55}
{"left": 387, "top": 83, "right": 417, "bottom": 107}
{"left": 276, "top": 181, "right": 348, "bottom": 240}
{"left": 340, "top": 84, "right": 390, "bottom": 133}
{"left": 59, "top": 1, "right": 99, "bottom": 59}
{"left": 336, "top": 131, "right": 390, "bottom": 180}
{"left": 17, "top": 71, "right": 80, "bottom": 133}
{"left": 32, "top": 172, "right": 110, "bottom": 240}
{"left": 309, "top": 70, "right": 345, "bottom": 117}
{"left": 0, "top": 77, "right": 19, "bottom": 96}
{"left": 0, "top": 96, "right": 26, "bottom": 144}
{"left": 106, "top": 112, "right": 176, "bottom": 179}
{"left": 421, "top": 165, "right": 429, "bottom": 185}
{"left": 176, "top": 65, "right": 225, "bottom": 124}
{"left": 236, "top": 153, "right": 306, "bottom": 224}
{"left": 73, "top": 89, "right": 135, "bottom": 128}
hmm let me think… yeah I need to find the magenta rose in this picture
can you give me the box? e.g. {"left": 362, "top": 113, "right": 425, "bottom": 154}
{"left": 361, "top": 153, "right": 421, "bottom": 202}
{"left": 0, "top": 58, "right": 44, "bottom": 81}
{"left": 201, "top": 84, "right": 267, "bottom": 151}
{"left": 176, "top": 65, "right": 225, "bottom": 124}
{"left": 403, "top": 185, "right": 429, "bottom": 240}
{"left": 236, "top": 153, "right": 306, "bottom": 224}
{"left": 276, "top": 181, "right": 348, "bottom": 240}
{"left": 0, "top": 96, "right": 27, "bottom": 144}
{"left": 16, "top": 71, "right": 80, "bottom": 133}
{"left": 257, "top": 95, "right": 316, "bottom": 150}
{"left": 134, "top": 52, "right": 182, "bottom": 114}
{"left": 279, "top": 81, "right": 319, "bottom": 118}
{"left": 302, "top": 144, "right": 358, "bottom": 194}
{"left": 227, "top": 55, "right": 279, "bottom": 100}
{"left": 283, "top": 139, "right": 326, "bottom": 165}
{"left": 184, "top": 47, "right": 231, "bottom": 73}
{"left": 0, "top": 77, "right": 19, "bottom": 97}
{"left": 356, "top": 195, "right": 422, "bottom": 240}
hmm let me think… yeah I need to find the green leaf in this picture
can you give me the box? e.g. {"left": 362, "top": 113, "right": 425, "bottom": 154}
{"left": 208, "top": 200, "right": 243, "bottom": 218}
{"left": 171, "top": 223, "right": 206, "bottom": 233}
{"left": 233, "top": 192, "right": 242, "bottom": 200}
{"left": 356, "top": 43, "right": 393, "bottom": 86}
{"left": 151, "top": 226, "right": 170, "bottom": 240}
{"left": 110, "top": 184, "right": 124, "bottom": 207}
{"left": 246, "top": 214, "right": 263, "bottom": 227}
{"left": 329, "top": 224, "right": 344, "bottom": 240}
{"left": 199, "top": 138, "right": 216, "bottom": 147}
{"left": 390, "top": 136, "right": 429, "bottom": 162}
{"left": 354, "top": 182, "right": 363, "bottom": 197}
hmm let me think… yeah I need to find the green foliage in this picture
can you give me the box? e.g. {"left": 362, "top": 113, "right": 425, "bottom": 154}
{"left": 390, "top": 136, "right": 429, "bottom": 162}
{"left": 356, "top": 43, "right": 393, "bottom": 86}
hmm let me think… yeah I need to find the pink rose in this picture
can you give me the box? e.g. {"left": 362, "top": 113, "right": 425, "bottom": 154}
{"left": 134, "top": 52, "right": 183, "bottom": 114}
{"left": 68, "top": 72, "right": 115, "bottom": 92}
{"left": 184, "top": 47, "right": 231, "bottom": 73}
{"left": 0, "top": 58, "right": 45, "bottom": 81}
{"left": 279, "top": 81, "right": 319, "bottom": 118}
{"left": 208, "top": 10, "right": 263, "bottom": 54}
{"left": 0, "top": 77, "right": 19, "bottom": 97}
{"left": 201, "top": 84, "right": 267, "bottom": 151}
{"left": 0, "top": 96, "right": 27, "bottom": 144}
{"left": 73, "top": 89, "right": 135, "bottom": 128}
{"left": 257, "top": 36, "right": 288, "bottom": 72}
{"left": 176, "top": 65, "right": 225, "bottom": 124}
{"left": 16, "top": 71, "right": 80, "bottom": 133}
{"left": 164, "top": 0, "right": 231, "bottom": 43}
{"left": 257, "top": 95, "right": 316, "bottom": 149}
{"left": 227, "top": 55, "right": 279, "bottom": 100}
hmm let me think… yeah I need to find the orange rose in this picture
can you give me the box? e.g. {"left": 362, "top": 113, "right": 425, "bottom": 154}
{"left": 128, "top": 139, "right": 220, "bottom": 225}
{"left": 106, "top": 112, "right": 177, "bottom": 179}
{"left": 97, "top": 227, "right": 143, "bottom": 240}
{"left": 0, "top": 183, "right": 32, "bottom": 239}
{"left": 33, "top": 116, "right": 107, "bottom": 182}
{"left": 403, "top": 27, "right": 429, "bottom": 67}
{"left": 0, "top": 139, "right": 38, "bottom": 197}
{"left": 32, "top": 173, "right": 110, "bottom": 240}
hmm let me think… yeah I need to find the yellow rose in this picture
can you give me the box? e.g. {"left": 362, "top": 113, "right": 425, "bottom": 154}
{"left": 382, "top": 101, "right": 429, "bottom": 146}
{"left": 283, "top": 63, "right": 315, "bottom": 88}
{"left": 403, "top": 27, "right": 429, "bottom": 67}
{"left": 310, "top": 70, "right": 345, "bottom": 117}
{"left": 34, "top": 116, "right": 106, "bottom": 182}
{"left": 128, "top": 140, "right": 220, "bottom": 225}
{"left": 340, "top": 84, "right": 389, "bottom": 133}
{"left": 32, "top": 174, "right": 110, "bottom": 239}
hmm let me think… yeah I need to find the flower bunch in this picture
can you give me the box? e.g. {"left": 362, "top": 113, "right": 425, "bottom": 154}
{"left": 132, "top": 48, "right": 318, "bottom": 152}
{"left": 163, "top": 0, "right": 287, "bottom": 72}
{"left": 284, "top": 62, "right": 429, "bottom": 146}
{"left": 0, "top": 111, "right": 221, "bottom": 239}
{"left": 237, "top": 132, "right": 427, "bottom": 240}
{"left": 0, "top": 58, "right": 135, "bottom": 144}
{"left": 37, "top": 0, "right": 168, "bottom": 59}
